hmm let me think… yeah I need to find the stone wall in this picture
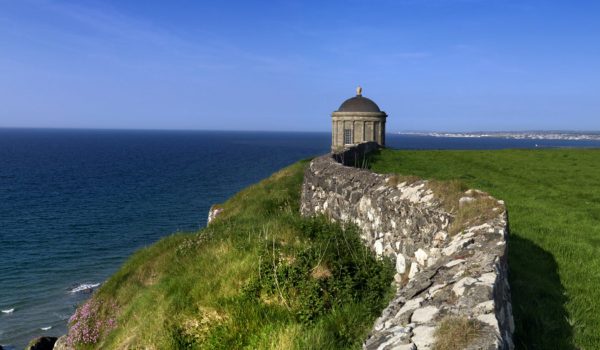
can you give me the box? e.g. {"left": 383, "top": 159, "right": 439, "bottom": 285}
{"left": 300, "top": 146, "right": 514, "bottom": 350}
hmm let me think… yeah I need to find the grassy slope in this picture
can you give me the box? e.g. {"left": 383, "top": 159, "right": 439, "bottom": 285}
{"left": 368, "top": 148, "right": 600, "bottom": 350}
{"left": 78, "top": 161, "right": 394, "bottom": 349}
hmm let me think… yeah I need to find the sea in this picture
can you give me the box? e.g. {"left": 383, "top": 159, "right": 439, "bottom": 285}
{"left": 2, "top": 129, "right": 600, "bottom": 349}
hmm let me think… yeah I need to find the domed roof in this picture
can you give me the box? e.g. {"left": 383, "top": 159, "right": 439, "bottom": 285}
{"left": 337, "top": 96, "right": 381, "bottom": 112}
{"left": 336, "top": 87, "right": 381, "bottom": 112}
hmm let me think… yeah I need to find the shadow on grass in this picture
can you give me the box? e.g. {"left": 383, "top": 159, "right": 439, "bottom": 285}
{"left": 364, "top": 149, "right": 382, "bottom": 170}
{"left": 509, "top": 234, "right": 575, "bottom": 350}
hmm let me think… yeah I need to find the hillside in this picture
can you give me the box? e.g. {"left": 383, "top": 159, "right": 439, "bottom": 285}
{"left": 61, "top": 160, "right": 394, "bottom": 349}
{"left": 58, "top": 148, "right": 600, "bottom": 349}
{"left": 368, "top": 148, "right": 600, "bottom": 349}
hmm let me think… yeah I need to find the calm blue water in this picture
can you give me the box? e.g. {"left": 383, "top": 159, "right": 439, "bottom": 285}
{"left": 1, "top": 129, "right": 599, "bottom": 348}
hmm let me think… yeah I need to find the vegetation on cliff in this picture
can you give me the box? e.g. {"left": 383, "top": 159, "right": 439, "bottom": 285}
{"left": 68, "top": 161, "right": 394, "bottom": 349}
{"left": 369, "top": 148, "right": 600, "bottom": 350}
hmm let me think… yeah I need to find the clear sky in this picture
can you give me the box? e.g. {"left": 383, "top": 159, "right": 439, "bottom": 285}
{"left": 1, "top": 0, "right": 599, "bottom": 132}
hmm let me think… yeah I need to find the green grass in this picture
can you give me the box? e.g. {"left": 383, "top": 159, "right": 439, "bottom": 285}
{"left": 368, "top": 148, "right": 600, "bottom": 350}
{"left": 71, "top": 161, "right": 394, "bottom": 349}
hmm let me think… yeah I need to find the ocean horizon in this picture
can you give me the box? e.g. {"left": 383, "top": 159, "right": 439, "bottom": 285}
{"left": 2, "top": 128, "right": 600, "bottom": 348}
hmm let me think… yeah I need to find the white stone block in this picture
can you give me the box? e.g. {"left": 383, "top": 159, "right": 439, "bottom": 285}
{"left": 445, "top": 259, "right": 465, "bottom": 268}
{"left": 475, "top": 300, "right": 495, "bottom": 314}
{"left": 442, "top": 237, "right": 474, "bottom": 256}
{"left": 428, "top": 283, "right": 447, "bottom": 297}
{"left": 411, "top": 326, "right": 436, "bottom": 350}
{"left": 374, "top": 240, "right": 384, "bottom": 257}
{"left": 408, "top": 262, "right": 419, "bottom": 279}
{"left": 415, "top": 248, "right": 428, "bottom": 266}
{"left": 396, "top": 253, "right": 407, "bottom": 274}
{"left": 396, "top": 297, "right": 424, "bottom": 317}
{"left": 477, "top": 313, "right": 500, "bottom": 335}
{"left": 452, "top": 277, "right": 477, "bottom": 296}
{"left": 478, "top": 272, "right": 497, "bottom": 286}
{"left": 459, "top": 196, "right": 475, "bottom": 207}
{"left": 467, "top": 223, "right": 491, "bottom": 233}
{"left": 433, "top": 231, "right": 448, "bottom": 242}
{"left": 421, "top": 193, "right": 434, "bottom": 203}
{"left": 411, "top": 306, "right": 439, "bottom": 324}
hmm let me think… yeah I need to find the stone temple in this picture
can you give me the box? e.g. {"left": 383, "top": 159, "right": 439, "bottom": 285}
{"left": 331, "top": 87, "right": 387, "bottom": 151}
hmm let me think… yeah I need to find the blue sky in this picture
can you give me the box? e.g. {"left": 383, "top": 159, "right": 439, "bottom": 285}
{"left": 1, "top": 0, "right": 599, "bottom": 132}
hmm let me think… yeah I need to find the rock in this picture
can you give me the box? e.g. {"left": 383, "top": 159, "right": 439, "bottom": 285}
{"left": 399, "top": 185, "right": 423, "bottom": 203}
{"left": 477, "top": 313, "right": 500, "bottom": 334}
{"left": 408, "top": 262, "right": 419, "bottom": 279}
{"left": 428, "top": 283, "right": 447, "bottom": 297}
{"left": 476, "top": 300, "right": 495, "bottom": 314}
{"left": 459, "top": 196, "right": 475, "bottom": 207}
{"left": 411, "top": 326, "right": 436, "bottom": 350}
{"left": 378, "top": 326, "right": 413, "bottom": 348}
{"left": 53, "top": 335, "right": 69, "bottom": 350}
{"left": 396, "top": 253, "right": 407, "bottom": 274}
{"left": 467, "top": 223, "right": 491, "bottom": 233}
{"left": 452, "top": 277, "right": 478, "bottom": 296}
{"left": 414, "top": 248, "right": 428, "bottom": 266}
{"left": 365, "top": 330, "right": 414, "bottom": 350}
{"left": 442, "top": 237, "right": 474, "bottom": 256}
{"left": 444, "top": 259, "right": 465, "bottom": 268}
{"left": 426, "top": 248, "right": 440, "bottom": 266}
{"left": 433, "top": 231, "right": 448, "bottom": 243}
{"left": 396, "top": 297, "right": 424, "bottom": 319}
{"left": 402, "top": 276, "right": 434, "bottom": 300}
{"left": 410, "top": 306, "right": 439, "bottom": 324}
{"left": 26, "top": 337, "right": 57, "bottom": 350}
{"left": 478, "top": 272, "right": 497, "bottom": 287}
{"left": 375, "top": 240, "right": 384, "bottom": 256}
{"left": 389, "top": 343, "right": 416, "bottom": 350}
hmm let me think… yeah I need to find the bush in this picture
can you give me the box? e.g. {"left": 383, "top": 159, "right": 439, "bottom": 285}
{"left": 244, "top": 217, "right": 394, "bottom": 345}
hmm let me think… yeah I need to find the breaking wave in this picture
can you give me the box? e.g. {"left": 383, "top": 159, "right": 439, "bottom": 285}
{"left": 69, "top": 283, "right": 100, "bottom": 293}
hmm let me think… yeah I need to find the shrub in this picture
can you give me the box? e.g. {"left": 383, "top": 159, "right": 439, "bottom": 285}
{"left": 244, "top": 217, "right": 394, "bottom": 338}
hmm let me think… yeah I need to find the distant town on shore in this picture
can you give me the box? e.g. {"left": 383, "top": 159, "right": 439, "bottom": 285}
{"left": 400, "top": 131, "right": 600, "bottom": 141}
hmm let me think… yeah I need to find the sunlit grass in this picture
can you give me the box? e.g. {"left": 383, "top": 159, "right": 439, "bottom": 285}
{"left": 74, "top": 160, "right": 394, "bottom": 349}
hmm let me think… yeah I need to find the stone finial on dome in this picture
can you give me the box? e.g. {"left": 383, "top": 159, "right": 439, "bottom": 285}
{"left": 356, "top": 86, "right": 362, "bottom": 96}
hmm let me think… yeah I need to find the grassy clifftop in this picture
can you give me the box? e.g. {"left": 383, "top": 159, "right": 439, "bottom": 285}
{"left": 66, "top": 161, "right": 394, "bottom": 349}
{"left": 368, "top": 148, "right": 600, "bottom": 350}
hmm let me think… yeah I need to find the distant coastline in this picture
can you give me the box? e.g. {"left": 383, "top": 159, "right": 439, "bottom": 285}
{"left": 399, "top": 131, "right": 600, "bottom": 141}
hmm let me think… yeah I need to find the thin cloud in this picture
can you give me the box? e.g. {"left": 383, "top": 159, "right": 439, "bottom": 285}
{"left": 19, "top": 0, "right": 295, "bottom": 73}
{"left": 390, "top": 52, "right": 432, "bottom": 59}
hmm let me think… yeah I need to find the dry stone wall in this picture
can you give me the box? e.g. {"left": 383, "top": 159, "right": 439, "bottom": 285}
{"left": 301, "top": 145, "right": 514, "bottom": 350}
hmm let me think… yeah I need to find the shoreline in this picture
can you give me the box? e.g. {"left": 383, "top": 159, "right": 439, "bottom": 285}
{"left": 399, "top": 131, "right": 600, "bottom": 141}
